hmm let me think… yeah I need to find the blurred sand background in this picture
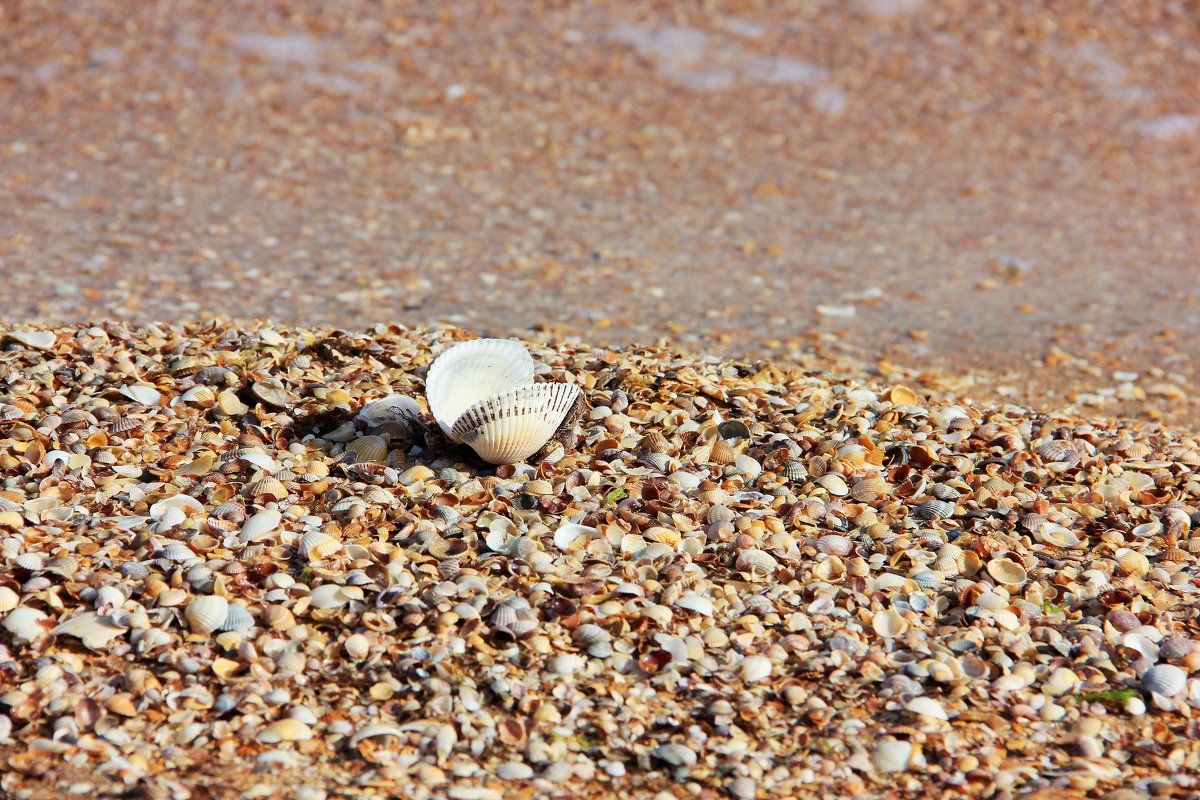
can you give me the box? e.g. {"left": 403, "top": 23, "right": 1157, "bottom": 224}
{"left": 2, "top": 0, "right": 1197, "bottom": 422}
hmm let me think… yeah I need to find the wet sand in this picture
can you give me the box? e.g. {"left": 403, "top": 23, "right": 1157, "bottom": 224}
{"left": 3, "top": 1, "right": 1198, "bottom": 422}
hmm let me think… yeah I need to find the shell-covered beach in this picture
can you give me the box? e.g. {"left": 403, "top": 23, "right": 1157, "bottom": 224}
{"left": 1, "top": 322, "right": 1199, "bottom": 799}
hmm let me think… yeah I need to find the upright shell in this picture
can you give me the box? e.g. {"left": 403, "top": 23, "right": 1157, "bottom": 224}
{"left": 425, "top": 339, "right": 535, "bottom": 440}
{"left": 185, "top": 596, "right": 229, "bottom": 634}
{"left": 450, "top": 383, "right": 581, "bottom": 465}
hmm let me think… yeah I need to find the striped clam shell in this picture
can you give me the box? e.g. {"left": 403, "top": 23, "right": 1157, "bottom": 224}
{"left": 917, "top": 499, "right": 956, "bottom": 520}
{"left": 347, "top": 436, "right": 389, "bottom": 465}
{"left": 218, "top": 604, "right": 255, "bottom": 632}
{"left": 1036, "top": 439, "right": 1081, "bottom": 464}
{"left": 451, "top": 383, "right": 581, "bottom": 465}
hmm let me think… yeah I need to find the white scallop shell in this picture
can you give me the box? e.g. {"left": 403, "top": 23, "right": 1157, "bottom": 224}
{"left": 185, "top": 596, "right": 229, "bottom": 633}
{"left": 426, "top": 339, "right": 535, "bottom": 440}
{"left": 450, "top": 383, "right": 581, "bottom": 464}
{"left": 906, "top": 697, "right": 948, "bottom": 721}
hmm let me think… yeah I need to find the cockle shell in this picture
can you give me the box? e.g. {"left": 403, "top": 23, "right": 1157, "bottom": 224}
{"left": 873, "top": 609, "right": 908, "bottom": 638}
{"left": 425, "top": 339, "right": 580, "bottom": 464}
{"left": 816, "top": 534, "right": 852, "bottom": 556}
{"left": 450, "top": 383, "right": 581, "bottom": 465}
{"left": 426, "top": 338, "right": 535, "bottom": 439}
{"left": 185, "top": 596, "right": 229, "bottom": 634}
{"left": 347, "top": 436, "right": 389, "bottom": 465}
{"left": 218, "top": 604, "right": 254, "bottom": 632}
{"left": 1142, "top": 664, "right": 1186, "bottom": 697}
{"left": 735, "top": 548, "right": 778, "bottom": 577}
{"left": 298, "top": 531, "right": 341, "bottom": 561}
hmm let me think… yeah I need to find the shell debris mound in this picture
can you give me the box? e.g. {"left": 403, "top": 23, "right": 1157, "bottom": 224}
{"left": 0, "top": 321, "right": 1197, "bottom": 798}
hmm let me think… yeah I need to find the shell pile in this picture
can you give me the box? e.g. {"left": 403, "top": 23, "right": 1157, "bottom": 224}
{"left": 1, "top": 322, "right": 1200, "bottom": 798}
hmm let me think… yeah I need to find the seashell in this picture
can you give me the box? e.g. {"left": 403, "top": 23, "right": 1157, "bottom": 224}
{"left": 873, "top": 609, "right": 909, "bottom": 638}
{"left": 7, "top": 330, "right": 57, "bottom": 350}
{"left": 309, "top": 584, "right": 352, "bottom": 609}
{"left": 1159, "top": 638, "right": 1194, "bottom": 662}
{"left": 917, "top": 499, "right": 955, "bottom": 520}
{"left": 53, "top": 612, "right": 127, "bottom": 649}
{"left": 709, "top": 439, "right": 736, "bottom": 465}
{"left": 734, "top": 454, "right": 762, "bottom": 479}
{"left": 218, "top": 604, "right": 254, "bottom": 632}
{"left": 426, "top": 338, "right": 535, "bottom": 439}
{"left": 347, "top": 436, "right": 389, "bottom": 465}
{"left": 981, "top": 477, "right": 1010, "bottom": 495}
{"left": 1036, "top": 439, "right": 1080, "bottom": 464}
{"left": 158, "top": 543, "right": 195, "bottom": 563}
{"left": 1116, "top": 549, "right": 1150, "bottom": 578}
{"left": 259, "top": 718, "right": 313, "bottom": 744}
{"left": 213, "top": 501, "right": 247, "bottom": 522}
{"left": 1142, "top": 664, "right": 1186, "bottom": 697}
{"left": 3, "top": 607, "right": 50, "bottom": 640}
{"left": 644, "top": 526, "right": 681, "bottom": 547}
{"left": 740, "top": 655, "right": 772, "bottom": 683}
{"left": 851, "top": 477, "right": 890, "bottom": 503}
{"left": 185, "top": 596, "right": 229, "bottom": 634}
{"left": 120, "top": 384, "right": 162, "bottom": 406}
{"left": 246, "top": 476, "right": 289, "bottom": 500}
{"left": 250, "top": 379, "right": 300, "bottom": 409}
{"left": 572, "top": 623, "right": 611, "bottom": 648}
{"left": 640, "top": 452, "right": 675, "bottom": 473}
{"left": 707, "top": 505, "right": 736, "bottom": 526}
{"left": 297, "top": 531, "right": 341, "bottom": 562}
{"left": 0, "top": 586, "right": 18, "bottom": 612}
{"left": 1164, "top": 506, "right": 1191, "bottom": 537}
{"left": 813, "top": 556, "right": 846, "bottom": 582}
{"left": 638, "top": 431, "right": 671, "bottom": 454}
{"left": 816, "top": 534, "right": 852, "bottom": 556}
{"left": 14, "top": 553, "right": 44, "bottom": 571}
{"left": 1043, "top": 667, "right": 1079, "bottom": 697}
{"left": 735, "top": 548, "right": 778, "bottom": 577}
{"left": 911, "top": 570, "right": 942, "bottom": 590}
{"left": 675, "top": 593, "right": 715, "bottom": 617}
{"left": 783, "top": 461, "right": 806, "bottom": 482}
{"left": 1106, "top": 609, "right": 1140, "bottom": 632}
{"left": 816, "top": 474, "right": 849, "bottom": 497}
{"left": 357, "top": 393, "right": 422, "bottom": 427}
{"left": 872, "top": 738, "right": 914, "bottom": 772}
{"left": 451, "top": 383, "right": 582, "bottom": 465}
{"left": 149, "top": 493, "right": 205, "bottom": 520}
{"left": 363, "top": 486, "right": 396, "bottom": 506}
{"left": 523, "top": 479, "right": 554, "bottom": 496}
{"left": 906, "top": 697, "right": 948, "bottom": 721}
{"left": 1131, "top": 521, "right": 1162, "bottom": 539}
{"left": 239, "top": 509, "right": 282, "bottom": 543}
{"left": 1036, "top": 522, "right": 1083, "bottom": 548}
{"left": 986, "top": 557, "right": 1027, "bottom": 586}
{"left": 717, "top": 420, "right": 751, "bottom": 441}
